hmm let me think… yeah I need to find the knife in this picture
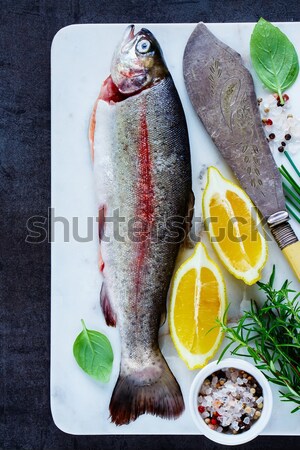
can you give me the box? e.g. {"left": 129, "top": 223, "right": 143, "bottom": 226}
{"left": 183, "top": 23, "right": 300, "bottom": 281}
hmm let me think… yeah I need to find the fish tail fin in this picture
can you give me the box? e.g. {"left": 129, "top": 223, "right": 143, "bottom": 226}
{"left": 109, "top": 351, "right": 184, "bottom": 425}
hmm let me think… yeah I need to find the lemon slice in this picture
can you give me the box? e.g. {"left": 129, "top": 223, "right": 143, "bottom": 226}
{"left": 169, "top": 243, "right": 226, "bottom": 370}
{"left": 202, "top": 167, "right": 268, "bottom": 285}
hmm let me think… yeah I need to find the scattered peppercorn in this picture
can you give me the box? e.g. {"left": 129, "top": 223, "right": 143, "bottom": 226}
{"left": 198, "top": 405, "right": 205, "bottom": 413}
{"left": 285, "top": 133, "right": 291, "bottom": 140}
{"left": 281, "top": 142, "right": 286, "bottom": 147}
{"left": 278, "top": 146, "right": 284, "bottom": 153}
{"left": 211, "top": 418, "right": 217, "bottom": 425}
{"left": 269, "top": 133, "right": 275, "bottom": 140}
{"left": 283, "top": 94, "right": 289, "bottom": 102}
{"left": 266, "top": 118, "right": 273, "bottom": 125}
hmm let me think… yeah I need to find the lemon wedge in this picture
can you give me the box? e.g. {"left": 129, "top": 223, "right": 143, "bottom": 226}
{"left": 202, "top": 167, "right": 268, "bottom": 285}
{"left": 169, "top": 243, "right": 226, "bottom": 370}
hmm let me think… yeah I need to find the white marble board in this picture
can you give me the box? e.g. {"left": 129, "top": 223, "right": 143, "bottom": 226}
{"left": 51, "top": 23, "right": 300, "bottom": 435}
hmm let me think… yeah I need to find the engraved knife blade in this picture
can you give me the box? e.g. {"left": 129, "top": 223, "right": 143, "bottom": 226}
{"left": 183, "top": 22, "right": 286, "bottom": 219}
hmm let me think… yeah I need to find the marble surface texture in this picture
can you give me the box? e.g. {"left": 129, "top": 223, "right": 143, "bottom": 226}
{"left": 51, "top": 23, "right": 300, "bottom": 436}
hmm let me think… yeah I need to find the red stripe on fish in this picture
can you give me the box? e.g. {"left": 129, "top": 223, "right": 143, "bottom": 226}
{"left": 138, "top": 104, "right": 154, "bottom": 224}
{"left": 135, "top": 102, "right": 155, "bottom": 296}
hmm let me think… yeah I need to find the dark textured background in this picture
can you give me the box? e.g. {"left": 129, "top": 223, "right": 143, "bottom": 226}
{"left": 1, "top": 1, "right": 300, "bottom": 449}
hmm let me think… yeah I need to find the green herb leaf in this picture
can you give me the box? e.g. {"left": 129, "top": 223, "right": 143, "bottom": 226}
{"left": 73, "top": 319, "right": 113, "bottom": 383}
{"left": 250, "top": 18, "right": 299, "bottom": 104}
{"left": 218, "top": 267, "right": 300, "bottom": 412}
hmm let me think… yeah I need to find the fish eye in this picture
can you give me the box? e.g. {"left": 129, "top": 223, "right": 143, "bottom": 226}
{"left": 136, "top": 39, "right": 151, "bottom": 54}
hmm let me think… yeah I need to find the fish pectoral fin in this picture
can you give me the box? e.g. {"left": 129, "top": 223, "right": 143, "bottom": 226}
{"left": 100, "top": 283, "right": 116, "bottom": 327}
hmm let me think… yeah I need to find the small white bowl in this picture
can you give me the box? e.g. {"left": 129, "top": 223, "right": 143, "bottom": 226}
{"left": 189, "top": 358, "right": 273, "bottom": 446}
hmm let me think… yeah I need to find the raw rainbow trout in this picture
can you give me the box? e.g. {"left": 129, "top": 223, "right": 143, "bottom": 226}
{"left": 89, "top": 25, "right": 192, "bottom": 425}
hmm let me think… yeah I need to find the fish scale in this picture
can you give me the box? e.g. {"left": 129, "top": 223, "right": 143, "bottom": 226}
{"left": 90, "top": 27, "right": 193, "bottom": 425}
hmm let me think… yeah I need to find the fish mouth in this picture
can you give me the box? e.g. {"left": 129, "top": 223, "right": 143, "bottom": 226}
{"left": 122, "top": 24, "right": 135, "bottom": 44}
{"left": 121, "top": 25, "right": 153, "bottom": 50}
{"left": 120, "top": 25, "right": 139, "bottom": 54}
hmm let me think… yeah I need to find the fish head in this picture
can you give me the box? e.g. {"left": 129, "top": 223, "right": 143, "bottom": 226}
{"left": 111, "top": 25, "right": 169, "bottom": 94}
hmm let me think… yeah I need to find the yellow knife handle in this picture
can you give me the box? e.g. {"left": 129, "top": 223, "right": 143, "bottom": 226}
{"left": 282, "top": 241, "right": 300, "bottom": 282}
{"left": 270, "top": 221, "right": 300, "bottom": 281}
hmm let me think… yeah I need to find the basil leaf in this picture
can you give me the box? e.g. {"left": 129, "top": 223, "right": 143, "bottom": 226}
{"left": 250, "top": 18, "right": 299, "bottom": 104}
{"left": 73, "top": 319, "right": 113, "bottom": 383}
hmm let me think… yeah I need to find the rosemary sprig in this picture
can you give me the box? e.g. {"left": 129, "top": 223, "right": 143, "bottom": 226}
{"left": 218, "top": 266, "right": 300, "bottom": 413}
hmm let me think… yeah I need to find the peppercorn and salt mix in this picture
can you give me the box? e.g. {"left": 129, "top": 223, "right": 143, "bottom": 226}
{"left": 258, "top": 93, "right": 300, "bottom": 154}
{"left": 197, "top": 368, "right": 264, "bottom": 434}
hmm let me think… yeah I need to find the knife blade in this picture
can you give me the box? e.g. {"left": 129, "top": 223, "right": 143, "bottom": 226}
{"left": 183, "top": 23, "right": 300, "bottom": 280}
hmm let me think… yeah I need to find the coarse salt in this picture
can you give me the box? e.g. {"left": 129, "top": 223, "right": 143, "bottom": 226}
{"left": 256, "top": 396, "right": 263, "bottom": 405}
{"left": 197, "top": 368, "right": 264, "bottom": 435}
